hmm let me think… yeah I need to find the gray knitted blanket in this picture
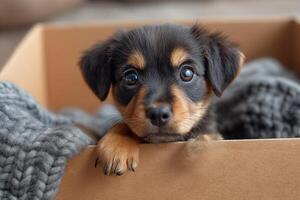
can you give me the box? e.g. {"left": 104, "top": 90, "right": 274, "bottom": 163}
{"left": 0, "top": 82, "right": 121, "bottom": 200}
{"left": 215, "top": 58, "right": 300, "bottom": 139}
{"left": 0, "top": 58, "right": 299, "bottom": 200}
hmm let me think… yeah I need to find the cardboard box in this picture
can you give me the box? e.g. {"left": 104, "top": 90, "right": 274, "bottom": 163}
{"left": 1, "top": 17, "right": 300, "bottom": 200}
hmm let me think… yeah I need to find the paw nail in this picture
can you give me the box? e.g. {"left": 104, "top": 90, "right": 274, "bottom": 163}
{"left": 95, "top": 157, "right": 99, "bottom": 168}
{"left": 131, "top": 161, "right": 137, "bottom": 172}
{"left": 114, "top": 160, "right": 120, "bottom": 174}
{"left": 104, "top": 163, "right": 110, "bottom": 175}
{"left": 116, "top": 171, "right": 124, "bottom": 176}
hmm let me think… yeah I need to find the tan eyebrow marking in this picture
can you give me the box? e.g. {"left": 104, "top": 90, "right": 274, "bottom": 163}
{"left": 170, "top": 47, "right": 188, "bottom": 68}
{"left": 127, "top": 51, "right": 145, "bottom": 70}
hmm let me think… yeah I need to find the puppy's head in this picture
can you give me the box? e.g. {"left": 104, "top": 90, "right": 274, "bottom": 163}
{"left": 80, "top": 24, "right": 244, "bottom": 140}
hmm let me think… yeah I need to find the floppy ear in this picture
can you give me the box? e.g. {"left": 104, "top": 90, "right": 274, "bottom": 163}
{"left": 191, "top": 25, "right": 245, "bottom": 97}
{"left": 79, "top": 39, "right": 114, "bottom": 101}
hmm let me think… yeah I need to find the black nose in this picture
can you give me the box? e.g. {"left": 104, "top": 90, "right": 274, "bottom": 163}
{"left": 146, "top": 105, "right": 172, "bottom": 127}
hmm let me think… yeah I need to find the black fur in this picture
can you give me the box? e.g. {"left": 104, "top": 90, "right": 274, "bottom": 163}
{"left": 190, "top": 25, "right": 241, "bottom": 96}
{"left": 79, "top": 39, "right": 114, "bottom": 101}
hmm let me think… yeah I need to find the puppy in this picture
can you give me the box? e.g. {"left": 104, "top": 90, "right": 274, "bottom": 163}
{"left": 80, "top": 24, "right": 244, "bottom": 176}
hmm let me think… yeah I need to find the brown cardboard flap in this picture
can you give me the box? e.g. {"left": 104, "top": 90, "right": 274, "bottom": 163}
{"left": 0, "top": 25, "right": 48, "bottom": 107}
{"left": 56, "top": 139, "right": 300, "bottom": 200}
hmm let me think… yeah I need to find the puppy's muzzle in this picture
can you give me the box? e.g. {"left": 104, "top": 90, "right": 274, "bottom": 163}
{"left": 145, "top": 105, "right": 172, "bottom": 127}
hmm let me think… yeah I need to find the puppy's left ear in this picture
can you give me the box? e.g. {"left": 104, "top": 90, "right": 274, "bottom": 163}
{"left": 79, "top": 39, "right": 114, "bottom": 101}
{"left": 191, "top": 25, "right": 245, "bottom": 97}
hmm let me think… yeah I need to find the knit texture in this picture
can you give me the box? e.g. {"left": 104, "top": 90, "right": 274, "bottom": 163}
{"left": 60, "top": 105, "right": 122, "bottom": 138}
{"left": 0, "top": 81, "right": 121, "bottom": 200}
{"left": 215, "top": 58, "right": 300, "bottom": 139}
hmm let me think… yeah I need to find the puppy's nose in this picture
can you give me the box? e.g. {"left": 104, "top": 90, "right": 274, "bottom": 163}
{"left": 146, "top": 105, "right": 172, "bottom": 127}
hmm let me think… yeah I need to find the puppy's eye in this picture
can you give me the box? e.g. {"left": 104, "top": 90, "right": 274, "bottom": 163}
{"left": 180, "top": 65, "right": 194, "bottom": 82}
{"left": 124, "top": 69, "right": 139, "bottom": 86}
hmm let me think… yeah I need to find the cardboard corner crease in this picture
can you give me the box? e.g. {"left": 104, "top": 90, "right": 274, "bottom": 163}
{"left": 1, "top": 17, "right": 300, "bottom": 200}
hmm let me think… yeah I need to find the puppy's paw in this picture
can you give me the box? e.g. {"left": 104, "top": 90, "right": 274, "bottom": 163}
{"left": 95, "top": 123, "right": 139, "bottom": 176}
{"left": 185, "top": 133, "right": 223, "bottom": 158}
{"left": 197, "top": 133, "right": 223, "bottom": 142}
{"left": 98, "top": 139, "right": 139, "bottom": 176}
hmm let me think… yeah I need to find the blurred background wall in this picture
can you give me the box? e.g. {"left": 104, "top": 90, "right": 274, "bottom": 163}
{"left": 1, "top": 0, "right": 300, "bottom": 68}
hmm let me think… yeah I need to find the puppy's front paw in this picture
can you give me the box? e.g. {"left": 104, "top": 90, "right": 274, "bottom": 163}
{"left": 185, "top": 133, "right": 223, "bottom": 158}
{"left": 95, "top": 123, "right": 139, "bottom": 176}
{"left": 98, "top": 138, "right": 139, "bottom": 176}
{"left": 197, "top": 133, "right": 223, "bottom": 142}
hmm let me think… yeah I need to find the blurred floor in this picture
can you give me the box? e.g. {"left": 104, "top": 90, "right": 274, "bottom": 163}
{"left": 1, "top": 0, "right": 300, "bottom": 67}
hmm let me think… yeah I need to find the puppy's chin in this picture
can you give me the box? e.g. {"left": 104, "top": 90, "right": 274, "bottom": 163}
{"left": 130, "top": 122, "right": 192, "bottom": 143}
{"left": 139, "top": 126, "right": 189, "bottom": 143}
{"left": 142, "top": 132, "right": 187, "bottom": 143}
